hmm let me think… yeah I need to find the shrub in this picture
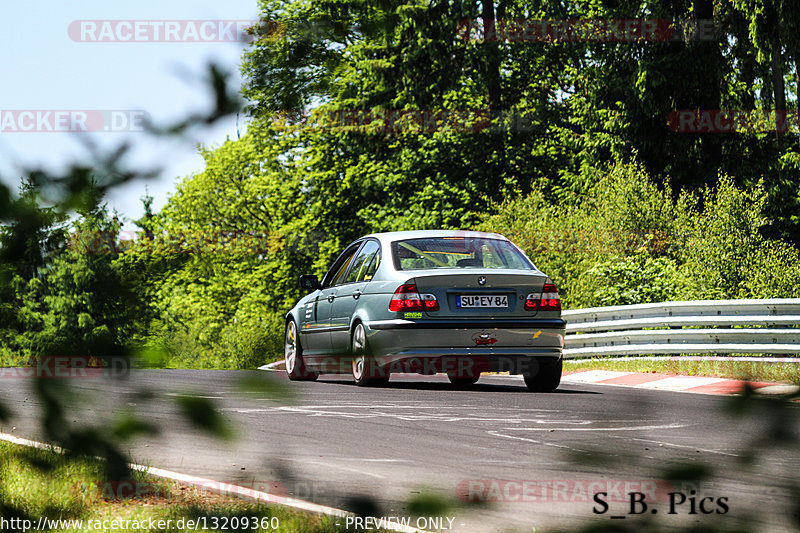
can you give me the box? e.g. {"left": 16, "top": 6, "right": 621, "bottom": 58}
{"left": 576, "top": 253, "right": 686, "bottom": 307}
{"left": 481, "top": 163, "right": 800, "bottom": 309}
{"left": 481, "top": 161, "right": 692, "bottom": 308}
{"left": 683, "top": 176, "right": 800, "bottom": 299}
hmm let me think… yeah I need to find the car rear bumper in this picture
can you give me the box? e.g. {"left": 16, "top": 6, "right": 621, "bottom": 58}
{"left": 363, "top": 318, "right": 564, "bottom": 375}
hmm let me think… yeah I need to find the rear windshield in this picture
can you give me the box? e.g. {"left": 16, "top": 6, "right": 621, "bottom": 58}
{"left": 391, "top": 237, "right": 534, "bottom": 271}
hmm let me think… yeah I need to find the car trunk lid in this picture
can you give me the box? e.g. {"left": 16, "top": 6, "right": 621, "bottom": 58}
{"left": 410, "top": 271, "right": 550, "bottom": 318}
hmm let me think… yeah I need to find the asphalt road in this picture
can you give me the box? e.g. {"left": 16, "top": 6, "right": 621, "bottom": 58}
{"left": 1, "top": 369, "right": 799, "bottom": 532}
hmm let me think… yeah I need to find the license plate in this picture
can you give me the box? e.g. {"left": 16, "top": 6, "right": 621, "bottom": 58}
{"left": 457, "top": 295, "right": 508, "bottom": 308}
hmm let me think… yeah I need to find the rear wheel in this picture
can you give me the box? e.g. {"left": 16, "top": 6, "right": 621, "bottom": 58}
{"left": 523, "top": 359, "right": 562, "bottom": 392}
{"left": 285, "top": 320, "right": 318, "bottom": 381}
{"left": 447, "top": 372, "right": 480, "bottom": 387}
{"left": 351, "top": 323, "right": 389, "bottom": 387}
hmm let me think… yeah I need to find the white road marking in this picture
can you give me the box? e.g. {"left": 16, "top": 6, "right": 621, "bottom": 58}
{"left": 294, "top": 459, "right": 387, "bottom": 479}
{"left": 0, "top": 433, "right": 63, "bottom": 452}
{"left": 498, "top": 423, "right": 689, "bottom": 432}
{"left": 226, "top": 404, "right": 592, "bottom": 424}
{"left": 221, "top": 408, "right": 275, "bottom": 413}
{"left": 164, "top": 393, "right": 224, "bottom": 399}
{"left": 339, "top": 458, "right": 411, "bottom": 463}
{"left": 486, "top": 431, "right": 580, "bottom": 451}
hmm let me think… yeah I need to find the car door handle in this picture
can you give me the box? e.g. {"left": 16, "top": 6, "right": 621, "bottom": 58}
{"left": 352, "top": 291, "right": 361, "bottom": 300}
{"left": 327, "top": 295, "right": 336, "bottom": 303}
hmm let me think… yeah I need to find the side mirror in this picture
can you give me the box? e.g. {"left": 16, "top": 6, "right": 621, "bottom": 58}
{"left": 299, "top": 274, "right": 321, "bottom": 291}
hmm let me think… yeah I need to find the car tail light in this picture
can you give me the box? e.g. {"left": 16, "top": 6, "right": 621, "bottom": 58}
{"left": 421, "top": 293, "right": 440, "bottom": 311}
{"left": 524, "top": 281, "right": 561, "bottom": 311}
{"left": 389, "top": 283, "right": 439, "bottom": 312}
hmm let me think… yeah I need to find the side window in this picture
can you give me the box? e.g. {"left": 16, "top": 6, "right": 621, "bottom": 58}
{"left": 361, "top": 246, "right": 381, "bottom": 281}
{"left": 345, "top": 240, "right": 381, "bottom": 283}
{"left": 326, "top": 247, "right": 360, "bottom": 287}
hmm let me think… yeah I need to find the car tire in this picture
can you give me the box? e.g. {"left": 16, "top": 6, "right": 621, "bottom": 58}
{"left": 523, "top": 359, "right": 562, "bottom": 392}
{"left": 447, "top": 373, "right": 480, "bottom": 387}
{"left": 351, "top": 322, "right": 389, "bottom": 387}
{"left": 285, "top": 319, "right": 318, "bottom": 381}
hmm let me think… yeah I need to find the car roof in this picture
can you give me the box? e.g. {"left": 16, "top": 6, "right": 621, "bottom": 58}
{"left": 363, "top": 230, "right": 509, "bottom": 245}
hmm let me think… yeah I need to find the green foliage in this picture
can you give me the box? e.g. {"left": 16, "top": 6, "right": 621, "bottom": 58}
{"left": 5, "top": 0, "right": 800, "bottom": 370}
{"left": 482, "top": 162, "right": 800, "bottom": 308}
{"left": 1, "top": 8, "right": 800, "bottom": 531}
{"left": 579, "top": 254, "right": 685, "bottom": 307}
{"left": 220, "top": 313, "right": 285, "bottom": 369}
{"left": 10, "top": 206, "right": 140, "bottom": 359}
{"left": 0, "top": 181, "right": 67, "bottom": 359}
{"left": 119, "top": 130, "right": 315, "bottom": 368}
{"left": 683, "top": 176, "right": 800, "bottom": 299}
{"left": 405, "top": 491, "right": 455, "bottom": 517}
{"left": 175, "top": 394, "right": 234, "bottom": 441}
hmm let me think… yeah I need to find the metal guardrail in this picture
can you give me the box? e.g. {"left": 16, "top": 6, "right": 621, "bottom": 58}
{"left": 562, "top": 299, "right": 800, "bottom": 357}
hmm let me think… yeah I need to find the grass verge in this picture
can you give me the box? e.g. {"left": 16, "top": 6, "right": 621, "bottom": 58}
{"left": 0, "top": 441, "right": 379, "bottom": 533}
{"left": 564, "top": 357, "right": 800, "bottom": 385}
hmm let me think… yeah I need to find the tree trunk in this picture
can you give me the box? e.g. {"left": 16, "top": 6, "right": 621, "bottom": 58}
{"left": 692, "top": 0, "right": 722, "bottom": 180}
{"left": 771, "top": 41, "right": 786, "bottom": 142}
{"left": 482, "top": 0, "right": 501, "bottom": 112}
{"left": 794, "top": 57, "right": 800, "bottom": 136}
{"left": 481, "top": 0, "right": 505, "bottom": 195}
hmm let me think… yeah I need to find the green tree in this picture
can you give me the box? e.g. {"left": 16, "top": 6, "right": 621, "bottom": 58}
{"left": 15, "top": 205, "right": 140, "bottom": 359}
{"left": 0, "top": 181, "right": 67, "bottom": 363}
{"left": 123, "top": 128, "right": 315, "bottom": 367}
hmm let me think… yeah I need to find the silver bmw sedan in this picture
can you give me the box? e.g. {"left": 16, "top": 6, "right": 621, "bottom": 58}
{"left": 284, "top": 230, "right": 565, "bottom": 391}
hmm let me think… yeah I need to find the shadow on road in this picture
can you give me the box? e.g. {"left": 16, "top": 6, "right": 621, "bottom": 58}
{"left": 312, "top": 376, "right": 602, "bottom": 394}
